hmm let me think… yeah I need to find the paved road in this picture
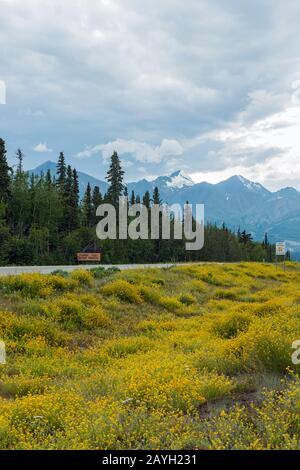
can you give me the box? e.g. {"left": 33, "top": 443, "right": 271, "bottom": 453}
{"left": 0, "top": 263, "right": 194, "bottom": 276}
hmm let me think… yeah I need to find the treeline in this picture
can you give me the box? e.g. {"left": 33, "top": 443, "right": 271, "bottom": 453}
{"left": 0, "top": 138, "right": 278, "bottom": 265}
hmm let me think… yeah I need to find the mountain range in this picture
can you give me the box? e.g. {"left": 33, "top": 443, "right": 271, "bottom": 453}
{"left": 30, "top": 161, "right": 300, "bottom": 257}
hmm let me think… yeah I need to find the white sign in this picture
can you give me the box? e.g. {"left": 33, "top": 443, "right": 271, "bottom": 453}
{"left": 276, "top": 242, "right": 286, "bottom": 256}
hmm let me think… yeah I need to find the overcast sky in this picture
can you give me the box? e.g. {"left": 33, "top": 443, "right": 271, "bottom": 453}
{"left": 1, "top": 0, "right": 300, "bottom": 190}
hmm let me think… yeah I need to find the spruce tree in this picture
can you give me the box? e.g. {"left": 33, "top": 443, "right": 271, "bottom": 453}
{"left": 82, "top": 182, "right": 93, "bottom": 227}
{"left": 16, "top": 148, "right": 24, "bottom": 175}
{"left": 152, "top": 187, "right": 162, "bottom": 260}
{"left": 72, "top": 169, "right": 80, "bottom": 209}
{"left": 92, "top": 186, "right": 102, "bottom": 225}
{"left": 63, "top": 165, "right": 73, "bottom": 232}
{"left": 56, "top": 152, "right": 66, "bottom": 194}
{"left": 0, "top": 138, "right": 11, "bottom": 202}
{"left": 71, "top": 168, "right": 80, "bottom": 230}
{"left": 65, "top": 165, "right": 73, "bottom": 198}
{"left": 106, "top": 151, "right": 124, "bottom": 208}
{"left": 130, "top": 190, "right": 136, "bottom": 206}
{"left": 92, "top": 186, "right": 102, "bottom": 210}
{"left": 143, "top": 191, "right": 151, "bottom": 209}
{"left": 152, "top": 186, "right": 161, "bottom": 205}
{"left": 45, "top": 168, "right": 53, "bottom": 187}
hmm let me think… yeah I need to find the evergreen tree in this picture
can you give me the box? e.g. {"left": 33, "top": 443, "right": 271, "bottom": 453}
{"left": 71, "top": 168, "right": 80, "bottom": 222}
{"left": 152, "top": 187, "right": 162, "bottom": 260}
{"left": 92, "top": 186, "right": 102, "bottom": 225}
{"left": 106, "top": 151, "right": 124, "bottom": 208}
{"left": 45, "top": 169, "right": 52, "bottom": 187}
{"left": 0, "top": 202, "right": 10, "bottom": 263}
{"left": 240, "top": 230, "right": 253, "bottom": 244}
{"left": 63, "top": 165, "right": 74, "bottom": 232}
{"left": 142, "top": 191, "right": 151, "bottom": 209}
{"left": 262, "top": 232, "right": 274, "bottom": 262}
{"left": 153, "top": 186, "right": 161, "bottom": 205}
{"left": 0, "top": 138, "right": 11, "bottom": 203}
{"left": 56, "top": 152, "right": 66, "bottom": 194}
{"left": 130, "top": 190, "right": 136, "bottom": 206}
{"left": 72, "top": 169, "right": 80, "bottom": 207}
{"left": 10, "top": 157, "right": 30, "bottom": 237}
{"left": 263, "top": 232, "right": 269, "bottom": 248}
{"left": 65, "top": 165, "right": 73, "bottom": 199}
{"left": 15, "top": 148, "right": 24, "bottom": 175}
{"left": 82, "top": 182, "right": 93, "bottom": 227}
{"left": 92, "top": 186, "right": 102, "bottom": 210}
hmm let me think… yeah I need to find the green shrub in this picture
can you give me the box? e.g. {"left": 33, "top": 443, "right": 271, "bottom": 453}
{"left": 211, "top": 312, "right": 252, "bottom": 339}
{"left": 70, "top": 269, "right": 94, "bottom": 286}
{"left": 179, "top": 293, "right": 197, "bottom": 306}
{"left": 101, "top": 280, "right": 143, "bottom": 304}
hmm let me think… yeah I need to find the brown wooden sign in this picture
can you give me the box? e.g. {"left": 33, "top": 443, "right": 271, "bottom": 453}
{"left": 77, "top": 253, "right": 101, "bottom": 263}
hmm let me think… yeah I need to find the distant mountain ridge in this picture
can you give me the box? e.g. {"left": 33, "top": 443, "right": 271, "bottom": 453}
{"left": 29, "top": 161, "right": 109, "bottom": 197}
{"left": 30, "top": 161, "right": 300, "bottom": 257}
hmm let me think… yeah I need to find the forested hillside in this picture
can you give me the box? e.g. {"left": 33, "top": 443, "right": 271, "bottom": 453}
{"left": 0, "top": 138, "right": 276, "bottom": 265}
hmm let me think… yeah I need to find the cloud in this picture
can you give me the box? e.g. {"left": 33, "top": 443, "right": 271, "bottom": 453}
{"left": 188, "top": 91, "right": 300, "bottom": 189}
{"left": 1, "top": 1, "right": 300, "bottom": 188}
{"left": 33, "top": 142, "right": 53, "bottom": 153}
{"left": 77, "top": 138, "right": 184, "bottom": 163}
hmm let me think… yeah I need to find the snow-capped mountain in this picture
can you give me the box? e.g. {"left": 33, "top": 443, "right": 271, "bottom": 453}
{"left": 165, "top": 170, "right": 195, "bottom": 189}
{"left": 30, "top": 162, "right": 300, "bottom": 257}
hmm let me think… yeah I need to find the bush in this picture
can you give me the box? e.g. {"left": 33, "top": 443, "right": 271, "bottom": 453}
{"left": 70, "top": 269, "right": 94, "bottom": 286}
{"left": 89, "top": 267, "right": 119, "bottom": 279}
{"left": 139, "top": 286, "right": 161, "bottom": 304}
{"left": 211, "top": 312, "right": 252, "bottom": 339}
{"left": 104, "top": 336, "right": 153, "bottom": 358}
{"left": 151, "top": 278, "right": 165, "bottom": 287}
{"left": 179, "top": 293, "right": 197, "bottom": 306}
{"left": 0, "top": 273, "right": 77, "bottom": 298}
{"left": 101, "top": 280, "right": 143, "bottom": 304}
{"left": 159, "top": 296, "right": 182, "bottom": 312}
{"left": 51, "top": 270, "right": 69, "bottom": 278}
{"left": 214, "top": 288, "right": 248, "bottom": 301}
{"left": 39, "top": 298, "right": 110, "bottom": 330}
{"left": 0, "top": 310, "right": 65, "bottom": 346}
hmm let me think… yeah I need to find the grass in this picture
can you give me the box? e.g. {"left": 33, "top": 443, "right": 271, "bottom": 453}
{"left": 0, "top": 262, "right": 300, "bottom": 449}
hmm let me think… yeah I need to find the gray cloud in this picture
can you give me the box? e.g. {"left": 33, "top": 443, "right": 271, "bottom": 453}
{"left": 0, "top": 0, "right": 300, "bottom": 187}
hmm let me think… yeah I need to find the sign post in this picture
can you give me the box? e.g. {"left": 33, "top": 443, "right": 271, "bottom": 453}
{"left": 276, "top": 242, "right": 287, "bottom": 271}
{"left": 77, "top": 240, "right": 101, "bottom": 265}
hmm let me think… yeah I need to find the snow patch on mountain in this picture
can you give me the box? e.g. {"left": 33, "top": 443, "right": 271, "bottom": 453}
{"left": 166, "top": 170, "right": 195, "bottom": 189}
{"left": 237, "top": 175, "right": 266, "bottom": 193}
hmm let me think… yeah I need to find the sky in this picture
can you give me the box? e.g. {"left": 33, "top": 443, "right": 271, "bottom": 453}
{"left": 1, "top": 0, "right": 300, "bottom": 190}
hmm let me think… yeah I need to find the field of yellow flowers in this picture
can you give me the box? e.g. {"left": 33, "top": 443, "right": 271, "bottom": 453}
{"left": 0, "top": 262, "right": 300, "bottom": 450}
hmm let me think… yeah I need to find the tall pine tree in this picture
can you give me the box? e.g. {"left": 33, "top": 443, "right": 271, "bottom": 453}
{"left": 152, "top": 186, "right": 161, "bottom": 205}
{"left": 82, "top": 182, "right": 93, "bottom": 227}
{"left": 56, "top": 152, "right": 66, "bottom": 194}
{"left": 143, "top": 191, "right": 151, "bottom": 209}
{"left": 92, "top": 186, "right": 102, "bottom": 225}
{"left": 0, "top": 138, "right": 11, "bottom": 203}
{"left": 130, "top": 190, "right": 136, "bottom": 206}
{"left": 106, "top": 151, "right": 124, "bottom": 208}
{"left": 15, "top": 148, "right": 24, "bottom": 175}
